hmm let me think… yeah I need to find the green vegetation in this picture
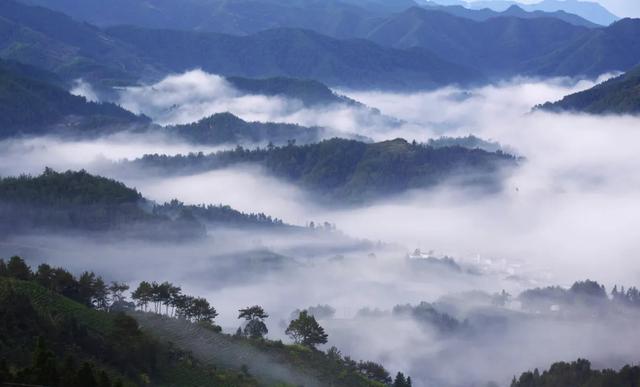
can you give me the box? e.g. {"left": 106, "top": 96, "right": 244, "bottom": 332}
{"left": 0, "top": 256, "right": 409, "bottom": 386}
{"left": 134, "top": 138, "right": 518, "bottom": 203}
{"left": 511, "top": 359, "right": 640, "bottom": 387}
{"left": 227, "top": 76, "right": 356, "bottom": 107}
{"left": 0, "top": 58, "right": 146, "bottom": 135}
{"left": 0, "top": 257, "right": 258, "bottom": 387}
{"left": 167, "top": 112, "right": 323, "bottom": 146}
{"left": 0, "top": 169, "right": 287, "bottom": 236}
{"left": 539, "top": 64, "right": 640, "bottom": 114}
{"left": 285, "top": 310, "right": 329, "bottom": 349}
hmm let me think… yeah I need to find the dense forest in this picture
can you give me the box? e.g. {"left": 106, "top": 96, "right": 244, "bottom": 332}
{"left": 226, "top": 76, "right": 358, "bottom": 107}
{"left": 511, "top": 359, "right": 640, "bottom": 387}
{"left": 539, "top": 64, "right": 640, "bottom": 114}
{"left": 0, "top": 256, "right": 411, "bottom": 387}
{"left": 166, "top": 112, "right": 324, "bottom": 146}
{"left": 0, "top": 169, "right": 287, "bottom": 237}
{"left": 132, "top": 138, "right": 518, "bottom": 203}
{"left": 0, "top": 59, "right": 147, "bottom": 136}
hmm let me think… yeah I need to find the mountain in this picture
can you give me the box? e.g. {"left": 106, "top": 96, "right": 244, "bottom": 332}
{"left": 106, "top": 26, "right": 483, "bottom": 89}
{"left": 130, "top": 138, "right": 518, "bottom": 203}
{"left": 13, "top": 0, "right": 389, "bottom": 37}
{"left": 538, "top": 65, "right": 640, "bottom": 114}
{"left": 0, "top": 0, "right": 159, "bottom": 86}
{"left": 226, "top": 76, "right": 357, "bottom": 106}
{"left": 0, "top": 59, "right": 148, "bottom": 137}
{"left": 364, "top": 7, "right": 590, "bottom": 77}
{"left": 524, "top": 18, "right": 640, "bottom": 78}
{"left": 422, "top": 3, "right": 599, "bottom": 27}
{"left": 452, "top": 0, "right": 620, "bottom": 26}
{"left": 166, "top": 112, "right": 325, "bottom": 146}
{"left": 0, "top": 169, "right": 287, "bottom": 237}
{"left": 361, "top": 7, "right": 640, "bottom": 78}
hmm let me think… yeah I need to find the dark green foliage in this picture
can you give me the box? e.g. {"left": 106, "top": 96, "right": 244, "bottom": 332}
{"left": 0, "top": 168, "right": 283, "bottom": 237}
{"left": 357, "top": 361, "right": 391, "bottom": 384}
{"left": 539, "top": 64, "right": 640, "bottom": 114}
{"left": 285, "top": 310, "right": 328, "bottom": 349}
{"left": 7, "top": 256, "right": 32, "bottom": 280}
{"left": 227, "top": 76, "right": 355, "bottom": 107}
{"left": 0, "top": 58, "right": 146, "bottom": 135}
{"left": 238, "top": 306, "right": 269, "bottom": 339}
{"left": 0, "top": 273, "right": 257, "bottom": 386}
{"left": 167, "top": 112, "right": 323, "bottom": 146}
{"left": 134, "top": 138, "right": 517, "bottom": 203}
{"left": 0, "top": 0, "right": 157, "bottom": 85}
{"left": 393, "top": 372, "right": 412, "bottom": 387}
{"left": 511, "top": 359, "right": 640, "bottom": 387}
{"left": 393, "top": 301, "right": 462, "bottom": 334}
{"left": 154, "top": 199, "right": 286, "bottom": 228}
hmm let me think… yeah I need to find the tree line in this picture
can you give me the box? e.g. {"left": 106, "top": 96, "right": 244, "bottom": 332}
{"left": 0, "top": 256, "right": 412, "bottom": 386}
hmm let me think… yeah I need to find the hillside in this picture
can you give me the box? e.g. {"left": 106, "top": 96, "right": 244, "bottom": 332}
{"left": 166, "top": 112, "right": 324, "bottom": 146}
{"left": 511, "top": 359, "right": 640, "bottom": 387}
{"left": 0, "top": 169, "right": 286, "bottom": 237}
{"left": 0, "top": 275, "right": 257, "bottom": 386}
{"left": 0, "top": 0, "right": 159, "bottom": 85}
{"left": 131, "top": 138, "right": 518, "bottom": 203}
{"left": 226, "top": 76, "right": 356, "bottom": 106}
{"left": 363, "top": 7, "right": 591, "bottom": 77}
{"left": 538, "top": 65, "right": 640, "bottom": 114}
{"left": 0, "top": 257, "right": 401, "bottom": 387}
{"left": 0, "top": 59, "right": 147, "bottom": 136}
{"left": 525, "top": 18, "right": 640, "bottom": 78}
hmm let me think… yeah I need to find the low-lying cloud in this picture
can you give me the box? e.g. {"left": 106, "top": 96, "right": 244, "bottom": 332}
{"left": 2, "top": 71, "right": 640, "bottom": 387}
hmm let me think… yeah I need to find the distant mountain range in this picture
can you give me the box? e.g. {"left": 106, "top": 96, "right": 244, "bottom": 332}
{"left": 2, "top": 0, "right": 640, "bottom": 90}
{"left": 362, "top": 7, "right": 640, "bottom": 78}
{"left": 426, "top": 0, "right": 619, "bottom": 25}
{"left": 538, "top": 65, "right": 640, "bottom": 114}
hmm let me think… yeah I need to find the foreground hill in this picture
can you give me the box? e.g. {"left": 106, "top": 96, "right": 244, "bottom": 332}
{"left": 0, "top": 257, "right": 400, "bottom": 386}
{"left": 131, "top": 138, "right": 518, "bottom": 203}
{"left": 538, "top": 65, "right": 640, "bottom": 114}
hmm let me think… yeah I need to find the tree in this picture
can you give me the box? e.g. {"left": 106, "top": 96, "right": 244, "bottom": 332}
{"left": 108, "top": 282, "right": 129, "bottom": 305}
{"left": 7, "top": 256, "right": 31, "bottom": 280}
{"left": 131, "top": 281, "right": 153, "bottom": 311}
{"left": 394, "top": 372, "right": 412, "bottom": 387}
{"left": 238, "top": 305, "right": 269, "bottom": 339}
{"left": 358, "top": 361, "right": 391, "bottom": 384}
{"left": 285, "top": 310, "right": 328, "bottom": 349}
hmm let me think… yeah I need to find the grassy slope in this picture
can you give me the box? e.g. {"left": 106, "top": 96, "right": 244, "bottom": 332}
{"left": 0, "top": 277, "right": 258, "bottom": 386}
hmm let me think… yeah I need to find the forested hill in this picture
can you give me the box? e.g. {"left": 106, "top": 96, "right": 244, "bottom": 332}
{"left": 0, "top": 59, "right": 148, "bottom": 137}
{"left": 0, "top": 257, "right": 400, "bottom": 387}
{"left": 0, "top": 169, "right": 287, "bottom": 237}
{"left": 538, "top": 64, "right": 640, "bottom": 114}
{"left": 226, "top": 76, "right": 357, "bottom": 107}
{"left": 166, "top": 112, "right": 325, "bottom": 146}
{"left": 131, "top": 138, "right": 518, "bottom": 203}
